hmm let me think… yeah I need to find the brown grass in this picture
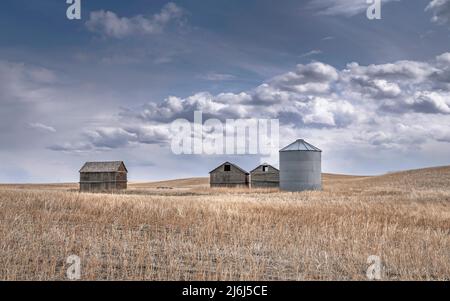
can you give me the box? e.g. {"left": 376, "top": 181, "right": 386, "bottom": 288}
{"left": 0, "top": 167, "right": 449, "bottom": 280}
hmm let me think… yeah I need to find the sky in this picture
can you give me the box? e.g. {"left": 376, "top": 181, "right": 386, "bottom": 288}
{"left": 1, "top": 0, "right": 450, "bottom": 183}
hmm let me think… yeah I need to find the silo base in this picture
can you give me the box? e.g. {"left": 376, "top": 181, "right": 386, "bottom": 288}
{"left": 280, "top": 183, "right": 322, "bottom": 192}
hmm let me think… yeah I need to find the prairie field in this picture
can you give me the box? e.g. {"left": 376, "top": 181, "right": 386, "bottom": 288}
{"left": 0, "top": 166, "right": 449, "bottom": 280}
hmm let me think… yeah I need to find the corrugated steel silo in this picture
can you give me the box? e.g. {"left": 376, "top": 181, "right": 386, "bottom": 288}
{"left": 279, "top": 139, "right": 322, "bottom": 191}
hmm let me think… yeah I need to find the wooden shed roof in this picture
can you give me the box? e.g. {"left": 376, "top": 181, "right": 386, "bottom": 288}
{"left": 250, "top": 163, "right": 279, "bottom": 173}
{"left": 79, "top": 161, "right": 127, "bottom": 173}
{"left": 209, "top": 161, "right": 249, "bottom": 175}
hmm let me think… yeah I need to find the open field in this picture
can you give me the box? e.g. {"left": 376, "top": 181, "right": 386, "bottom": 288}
{"left": 0, "top": 167, "right": 449, "bottom": 280}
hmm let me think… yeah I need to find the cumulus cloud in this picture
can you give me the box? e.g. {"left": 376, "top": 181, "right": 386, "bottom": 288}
{"left": 300, "top": 97, "right": 356, "bottom": 127}
{"left": 344, "top": 61, "right": 437, "bottom": 82}
{"left": 270, "top": 62, "right": 339, "bottom": 94}
{"left": 426, "top": 0, "right": 450, "bottom": 25}
{"left": 436, "top": 52, "right": 450, "bottom": 64}
{"left": 406, "top": 91, "right": 450, "bottom": 114}
{"left": 86, "top": 3, "right": 185, "bottom": 38}
{"left": 122, "top": 92, "right": 233, "bottom": 122}
{"left": 83, "top": 128, "right": 138, "bottom": 149}
{"left": 340, "top": 56, "right": 450, "bottom": 114}
{"left": 50, "top": 52, "right": 450, "bottom": 152}
{"left": 346, "top": 75, "right": 403, "bottom": 99}
{"left": 118, "top": 62, "right": 350, "bottom": 127}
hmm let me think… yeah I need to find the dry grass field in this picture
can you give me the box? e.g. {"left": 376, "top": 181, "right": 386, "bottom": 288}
{"left": 0, "top": 166, "right": 449, "bottom": 280}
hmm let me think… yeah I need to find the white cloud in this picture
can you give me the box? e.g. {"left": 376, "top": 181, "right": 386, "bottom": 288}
{"left": 299, "top": 50, "right": 323, "bottom": 58}
{"left": 308, "top": 0, "right": 400, "bottom": 17}
{"left": 436, "top": 52, "right": 450, "bottom": 64}
{"left": 270, "top": 62, "right": 339, "bottom": 94}
{"left": 86, "top": 3, "right": 185, "bottom": 38}
{"left": 345, "top": 60, "right": 436, "bottom": 82}
{"left": 426, "top": 0, "right": 450, "bottom": 25}
{"left": 301, "top": 97, "right": 356, "bottom": 127}
{"left": 29, "top": 123, "right": 56, "bottom": 133}
{"left": 50, "top": 53, "right": 450, "bottom": 153}
{"left": 346, "top": 76, "right": 403, "bottom": 99}
{"left": 406, "top": 91, "right": 450, "bottom": 114}
{"left": 371, "top": 79, "right": 402, "bottom": 98}
{"left": 84, "top": 128, "right": 138, "bottom": 149}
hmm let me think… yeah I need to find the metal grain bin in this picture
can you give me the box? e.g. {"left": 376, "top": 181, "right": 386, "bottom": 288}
{"left": 279, "top": 139, "right": 322, "bottom": 192}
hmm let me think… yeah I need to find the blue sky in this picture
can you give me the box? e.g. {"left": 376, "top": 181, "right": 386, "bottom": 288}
{"left": 1, "top": 0, "right": 450, "bottom": 182}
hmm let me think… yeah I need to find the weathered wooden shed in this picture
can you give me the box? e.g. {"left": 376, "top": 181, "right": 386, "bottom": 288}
{"left": 79, "top": 161, "right": 128, "bottom": 193}
{"left": 209, "top": 162, "right": 249, "bottom": 188}
{"left": 250, "top": 163, "right": 279, "bottom": 188}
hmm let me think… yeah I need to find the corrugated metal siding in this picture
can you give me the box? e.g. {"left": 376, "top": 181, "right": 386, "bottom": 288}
{"left": 279, "top": 151, "right": 322, "bottom": 191}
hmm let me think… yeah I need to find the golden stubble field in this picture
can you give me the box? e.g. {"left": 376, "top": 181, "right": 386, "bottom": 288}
{"left": 0, "top": 166, "right": 449, "bottom": 280}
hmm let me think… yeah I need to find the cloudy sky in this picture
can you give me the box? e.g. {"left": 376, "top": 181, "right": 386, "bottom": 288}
{"left": 1, "top": 0, "right": 450, "bottom": 183}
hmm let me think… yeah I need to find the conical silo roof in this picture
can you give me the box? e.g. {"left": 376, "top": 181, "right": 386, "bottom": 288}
{"left": 280, "top": 139, "right": 322, "bottom": 152}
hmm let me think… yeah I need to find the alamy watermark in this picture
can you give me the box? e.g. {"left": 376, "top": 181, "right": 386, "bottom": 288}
{"left": 366, "top": 255, "right": 383, "bottom": 280}
{"left": 367, "top": 0, "right": 382, "bottom": 20}
{"left": 170, "top": 111, "right": 279, "bottom": 158}
{"left": 62, "top": 253, "right": 384, "bottom": 280}
{"left": 66, "top": 0, "right": 381, "bottom": 21}
{"left": 66, "top": 0, "right": 81, "bottom": 20}
{"left": 66, "top": 255, "right": 81, "bottom": 280}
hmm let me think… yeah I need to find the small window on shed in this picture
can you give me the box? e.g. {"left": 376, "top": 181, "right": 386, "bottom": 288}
{"left": 224, "top": 164, "right": 231, "bottom": 172}
{"left": 262, "top": 165, "right": 269, "bottom": 172}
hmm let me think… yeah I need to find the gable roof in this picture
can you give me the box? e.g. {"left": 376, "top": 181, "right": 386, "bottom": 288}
{"left": 250, "top": 163, "right": 279, "bottom": 173}
{"left": 79, "top": 161, "right": 127, "bottom": 173}
{"left": 209, "top": 161, "right": 249, "bottom": 175}
{"left": 280, "top": 139, "right": 322, "bottom": 152}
